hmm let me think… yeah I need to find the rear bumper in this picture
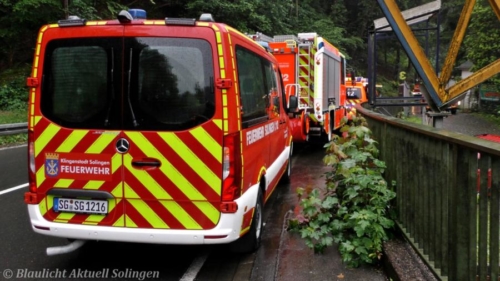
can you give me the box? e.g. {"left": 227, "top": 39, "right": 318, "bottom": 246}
{"left": 27, "top": 185, "right": 259, "bottom": 245}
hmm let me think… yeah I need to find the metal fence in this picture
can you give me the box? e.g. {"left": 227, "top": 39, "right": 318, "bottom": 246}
{"left": 0, "top": 123, "right": 28, "bottom": 136}
{"left": 357, "top": 106, "right": 500, "bottom": 281}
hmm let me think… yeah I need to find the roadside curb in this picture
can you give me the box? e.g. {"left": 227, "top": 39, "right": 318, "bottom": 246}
{"left": 382, "top": 233, "right": 438, "bottom": 281}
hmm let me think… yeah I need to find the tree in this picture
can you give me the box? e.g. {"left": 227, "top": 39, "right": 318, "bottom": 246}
{"left": 464, "top": 0, "right": 500, "bottom": 84}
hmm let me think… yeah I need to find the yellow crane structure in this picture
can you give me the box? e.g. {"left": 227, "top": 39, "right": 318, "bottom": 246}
{"left": 374, "top": 0, "right": 500, "bottom": 113}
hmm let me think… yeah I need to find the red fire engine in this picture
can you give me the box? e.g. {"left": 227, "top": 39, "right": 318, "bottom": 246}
{"left": 249, "top": 32, "right": 348, "bottom": 142}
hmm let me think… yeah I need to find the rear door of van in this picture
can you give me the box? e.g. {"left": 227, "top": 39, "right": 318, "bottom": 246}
{"left": 120, "top": 25, "right": 222, "bottom": 230}
{"left": 34, "top": 26, "right": 126, "bottom": 227}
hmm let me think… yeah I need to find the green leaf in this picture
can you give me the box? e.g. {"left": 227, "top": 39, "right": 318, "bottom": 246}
{"left": 358, "top": 219, "right": 370, "bottom": 229}
{"left": 354, "top": 246, "right": 368, "bottom": 255}
{"left": 354, "top": 225, "right": 365, "bottom": 237}
{"left": 321, "top": 196, "right": 339, "bottom": 208}
{"left": 317, "top": 212, "right": 332, "bottom": 223}
{"left": 321, "top": 236, "right": 334, "bottom": 246}
{"left": 341, "top": 241, "right": 355, "bottom": 252}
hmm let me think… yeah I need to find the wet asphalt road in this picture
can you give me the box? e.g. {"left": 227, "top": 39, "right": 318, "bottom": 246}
{"left": 1, "top": 111, "right": 498, "bottom": 281}
{"left": 441, "top": 111, "right": 500, "bottom": 136}
{"left": 0, "top": 143, "right": 338, "bottom": 281}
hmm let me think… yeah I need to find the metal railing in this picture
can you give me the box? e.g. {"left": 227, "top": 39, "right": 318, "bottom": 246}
{"left": 358, "top": 105, "right": 500, "bottom": 281}
{"left": 0, "top": 123, "right": 28, "bottom": 136}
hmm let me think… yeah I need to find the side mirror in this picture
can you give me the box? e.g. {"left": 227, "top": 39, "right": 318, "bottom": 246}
{"left": 289, "top": 96, "right": 298, "bottom": 112}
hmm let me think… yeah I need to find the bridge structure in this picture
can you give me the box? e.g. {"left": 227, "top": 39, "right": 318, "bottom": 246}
{"left": 370, "top": 0, "right": 500, "bottom": 127}
{"left": 366, "top": 1, "right": 500, "bottom": 280}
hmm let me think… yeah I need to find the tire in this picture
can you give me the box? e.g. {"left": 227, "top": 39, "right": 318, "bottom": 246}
{"left": 280, "top": 142, "right": 293, "bottom": 184}
{"left": 229, "top": 189, "right": 264, "bottom": 254}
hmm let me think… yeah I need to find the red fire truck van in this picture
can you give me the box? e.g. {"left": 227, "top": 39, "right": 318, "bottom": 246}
{"left": 24, "top": 9, "right": 293, "bottom": 254}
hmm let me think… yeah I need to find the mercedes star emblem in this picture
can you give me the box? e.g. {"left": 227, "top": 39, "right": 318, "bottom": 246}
{"left": 116, "top": 138, "right": 130, "bottom": 153}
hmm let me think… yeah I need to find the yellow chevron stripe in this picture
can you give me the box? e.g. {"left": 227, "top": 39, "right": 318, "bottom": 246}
{"left": 190, "top": 127, "right": 221, "bottom": 162}
{"left": 125, "top": 184, "right": 169, "bottom": 228}
{"left": 39, "top": 197, "right": 48, "bottom": 216}
{"left": 125, "top": 132, "right": 209, "bottom": 200}
{"left": 159, "top": 201, "right": 202, "bottom": 229}
{"left": 124, "top": 215, "right": 137, "bottom": 227}
{"left": 85, "top": 133, "right": 117, "bottom": 154}
{"left": 35, "top": 123, "right": 61, "bottom": 157}
{"left": 83, "top": 181, "right": 105, "bottom": 190}
{"left": 213, "top": 119, "right": 222, "bottom": 130}
{"left": 36, "top": 165, "right": 46, "bottom": 187}
{"left": 111, "top": 153, "right": 121, "bottom": 174}
{"left": 111, "top": 182, "right": 123, "bottom": 198}
{"left": 114, "top": 214, "right": 126, "bottom": 227}
{"left": 158, "top": 133, "right": 220, "bottom": 195}
{"left": 193, "top": 201, "right": 220, "bottom": 225}
{"left": 34, "top": 116, "right": 42, "bottom": 126}
{"left": 55, "top": 211, "right": 75, "bottom": 221}
{"left": 123, "top": 154, "right": 172, "bottom": 200}
{"left": 54, "top": 179, "right": 73, "bottom": 188}
{"left": 56, "top": 130, "right": 88, "bottom": 152}
{"left": 47, "top": 195, "right": 54, "bottom": 213}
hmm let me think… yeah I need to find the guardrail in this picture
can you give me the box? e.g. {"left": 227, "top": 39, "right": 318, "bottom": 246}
{"left": 0, "top": 122, "right": 28, "bottom": 136}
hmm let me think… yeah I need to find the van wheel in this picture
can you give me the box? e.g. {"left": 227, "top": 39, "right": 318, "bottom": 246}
{"left": 229, "top": 189, "right": 263, "bottom": 254}
{"left": 280, "top": 143, "right": 293, "bottom": 184}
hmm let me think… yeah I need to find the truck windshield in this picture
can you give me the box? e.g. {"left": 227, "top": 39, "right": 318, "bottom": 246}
{"left": 346, "top": 87, "right": 362, "bottom": 99}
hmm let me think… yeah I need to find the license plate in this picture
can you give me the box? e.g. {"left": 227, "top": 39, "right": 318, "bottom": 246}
{"left": 53, "top": 198, "right": 108, "bottom": 214}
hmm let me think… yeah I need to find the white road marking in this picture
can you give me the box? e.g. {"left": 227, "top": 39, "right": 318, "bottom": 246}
{"left": 0, "top": 144, "right": 27, "bottom": 151}
{"left": 0, "top": 183, "right": 28, "bottom": 195}
{"left": 179, "top": 251, "right": 210, "bottom": 281}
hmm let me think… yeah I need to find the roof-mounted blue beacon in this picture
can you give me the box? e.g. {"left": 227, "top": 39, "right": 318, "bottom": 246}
{"left": 128, "top": 9, "right": 146, "bottom": 19}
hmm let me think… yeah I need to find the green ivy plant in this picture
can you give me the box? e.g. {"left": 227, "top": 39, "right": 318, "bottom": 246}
{"left": 288, "top": 115, "right": 397, "bottom": 268}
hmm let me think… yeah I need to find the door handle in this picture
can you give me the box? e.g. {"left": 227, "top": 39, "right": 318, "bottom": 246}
{"left": 131, "top": 158, "right": 161, "bottom": 169}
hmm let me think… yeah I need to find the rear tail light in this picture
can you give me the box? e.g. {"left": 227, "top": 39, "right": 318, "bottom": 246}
{"left": 26, "top": 130, "right": 39, "bottom": 204}
{"left": 28, "top": 130, "right": 36, "bottom": 193}
{"left": 221, "top": 133, "right": 241, "bottom": 207}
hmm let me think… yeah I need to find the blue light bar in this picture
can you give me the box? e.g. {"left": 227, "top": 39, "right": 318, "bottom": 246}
{"left": 129, "top": 9, "right": 146, "bottom": 19}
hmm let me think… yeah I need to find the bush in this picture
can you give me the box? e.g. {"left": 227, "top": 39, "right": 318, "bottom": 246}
{"left": 0, "top": 76, "right": 28, "bottom": 111}
{"left": 288, "top": 115, "right": 397, "bottom": 268}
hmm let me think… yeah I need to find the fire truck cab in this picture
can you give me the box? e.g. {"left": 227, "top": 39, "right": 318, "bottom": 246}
{"left": 24, "top": 9, "right": 293, "bottom": 254}
{"left": 345, "top": 76, "right": 369, "bottom": 119}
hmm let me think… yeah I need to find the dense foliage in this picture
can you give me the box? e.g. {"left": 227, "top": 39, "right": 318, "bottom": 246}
{"left": 0, "top": 0, "right": 499, "bottom": 109}
{"left": 288, "top": 116, "right": 396, "bottom": 267}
